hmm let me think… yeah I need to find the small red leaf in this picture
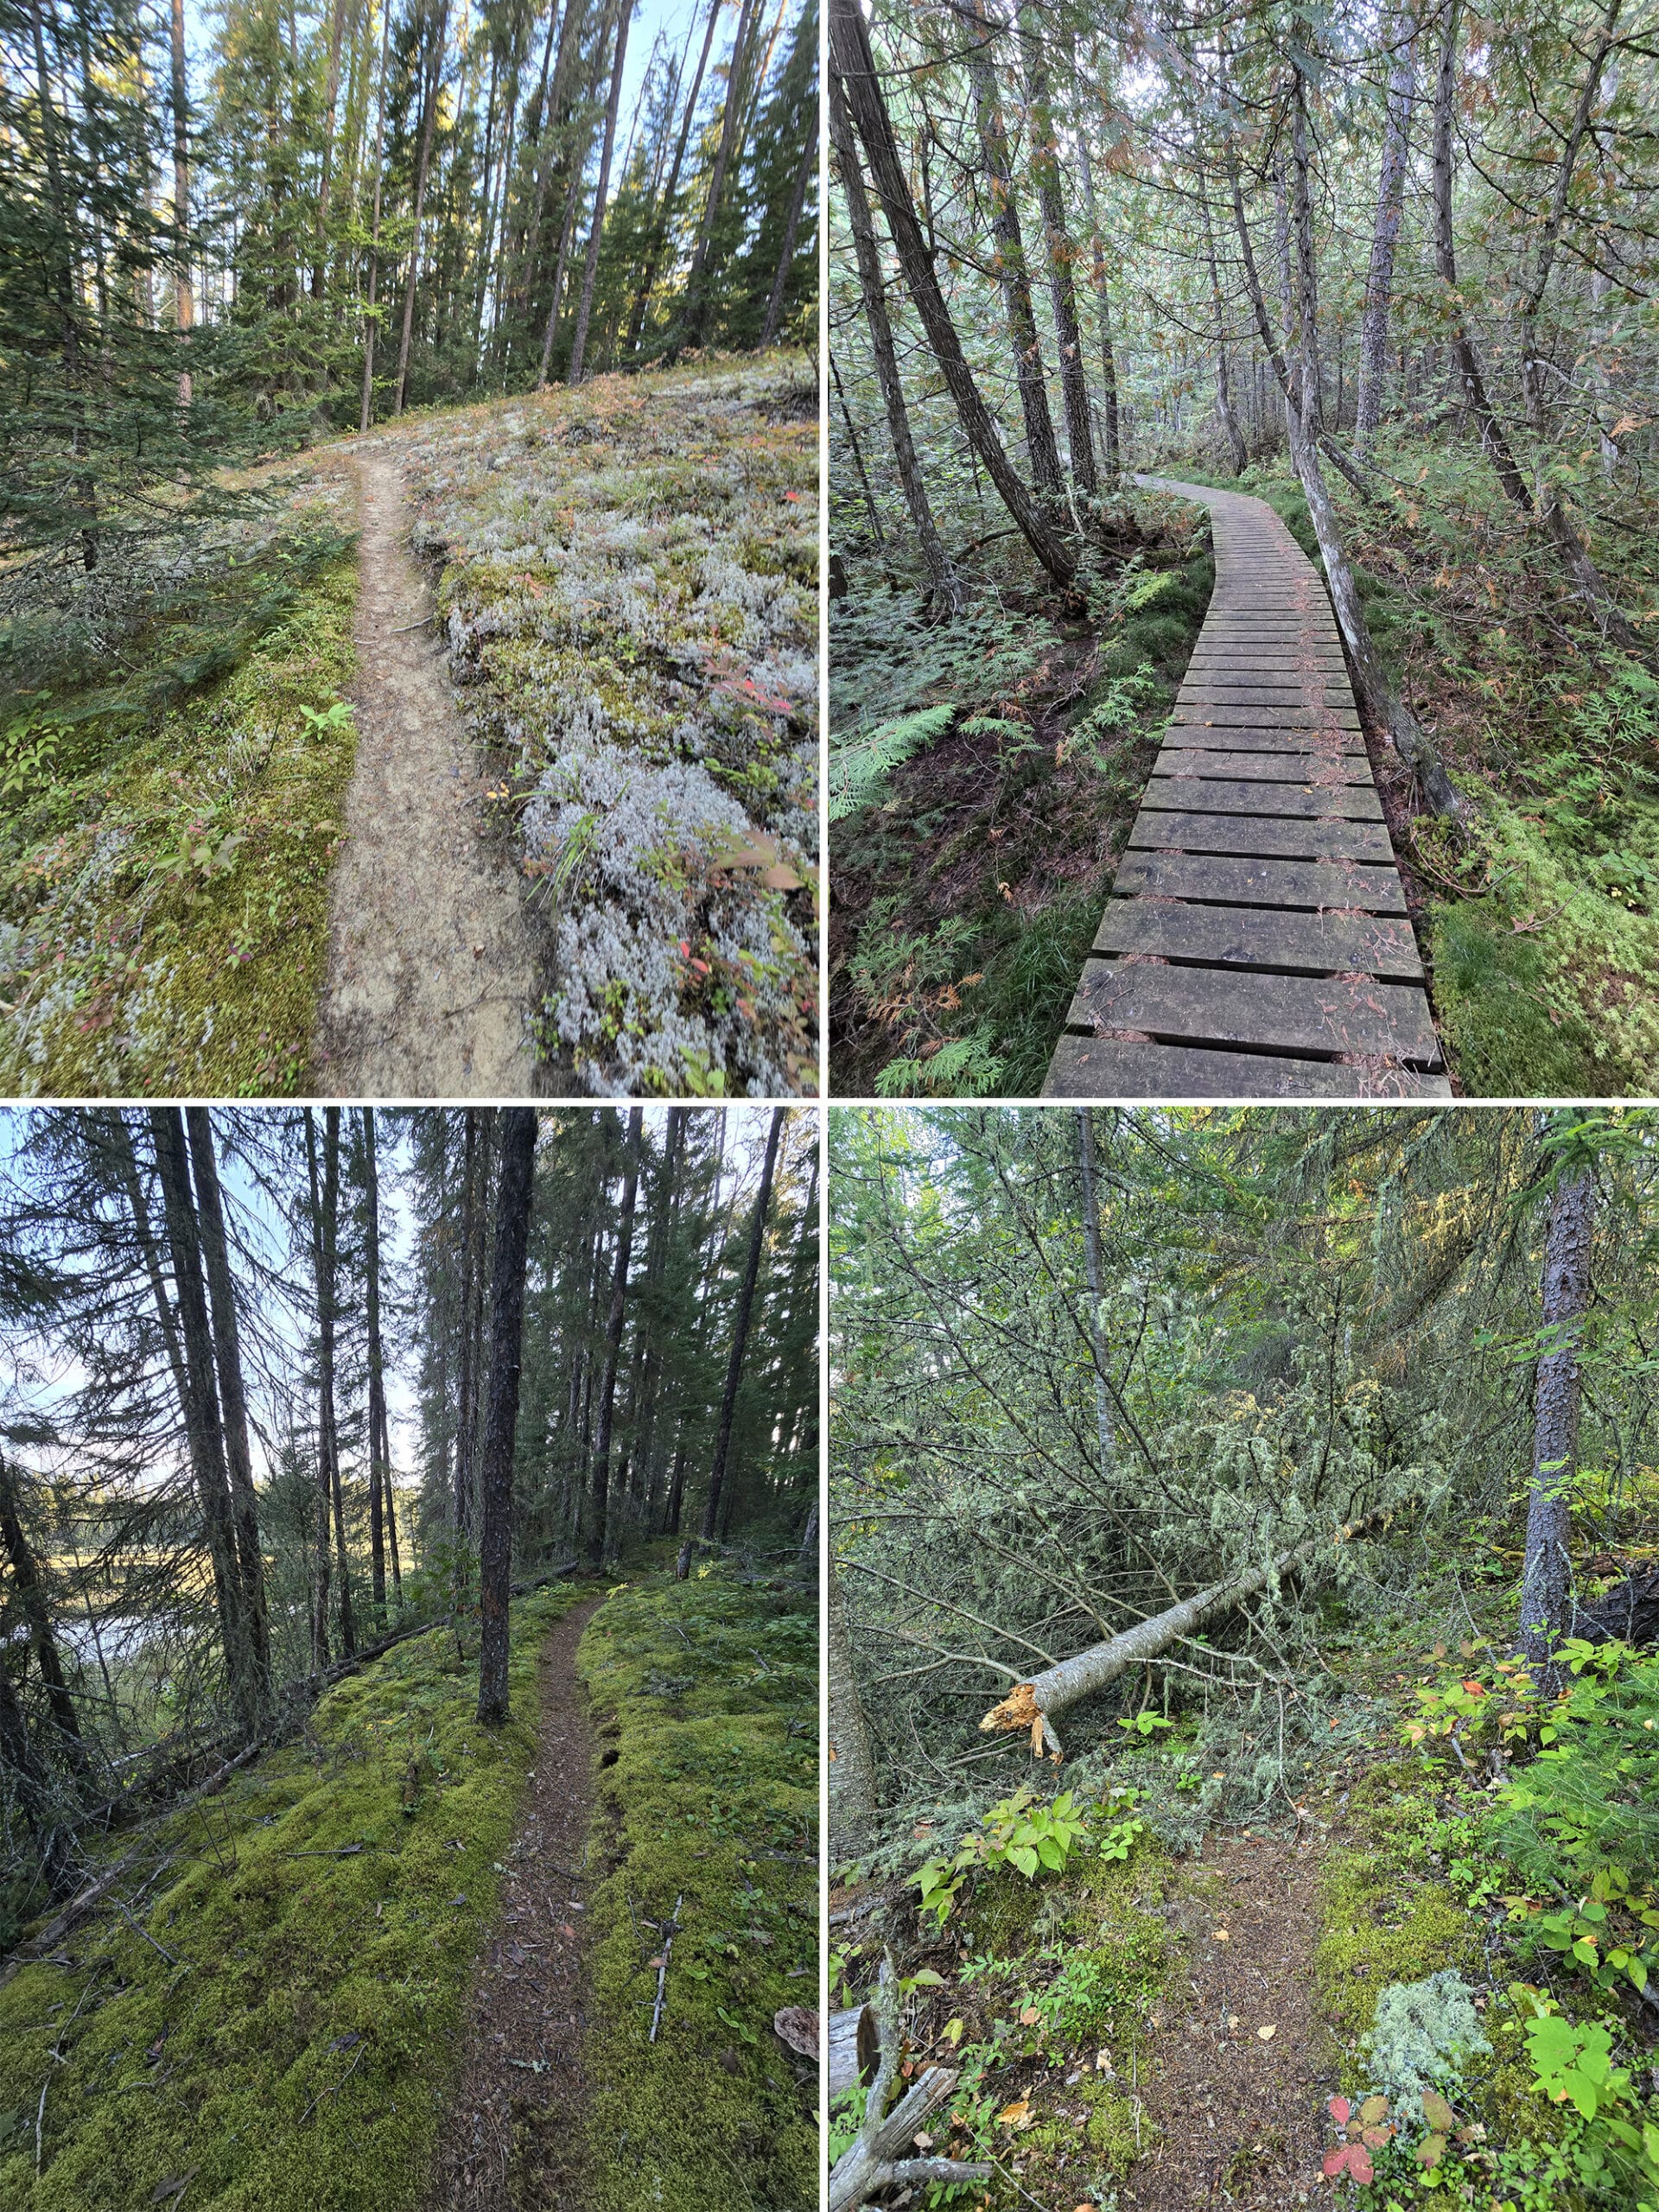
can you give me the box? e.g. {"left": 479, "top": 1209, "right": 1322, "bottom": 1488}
{"left": 1347, "top": 2145, "right": 1375, "bottom": 2184}
{"left": 1322, "top": 2149, "right": 1348, "bottom": 2180}
{"left": 1327, "top": 2095, "right": 1351, "bottom": 2127}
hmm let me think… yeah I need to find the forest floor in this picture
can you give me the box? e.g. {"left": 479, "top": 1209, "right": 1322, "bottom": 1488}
{"left": 0, "top": 349, "right": 817, "bottom": 1097}
{"left": 833, "top": 1559, "right": 1659, "bottom": 2212}
{"left": 0, "top": 1554, "right": 818, "bottom": 2211}
{"left": 311, "top": 452, "right": 541, "bottom": 1097}
{"left": 828, "top": 492, "right": 1214, "bottom": 1097}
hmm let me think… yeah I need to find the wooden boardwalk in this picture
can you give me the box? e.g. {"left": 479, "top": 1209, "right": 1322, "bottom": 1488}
{"left": 1045, "top": 479, "right": 1450, "bottom": 1098}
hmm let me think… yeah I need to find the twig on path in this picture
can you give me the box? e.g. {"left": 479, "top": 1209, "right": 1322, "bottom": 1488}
{"left": 35, "top": 2077, "right": 48, "bottom": 2175}
{"left": 298, "top": 2044, "right": 365, "bottom": 2126}
{"left": 649, "top": 1895, "right": 683, "bottom": 2044}
{"left": 389, "top": 613, "right": 437, "bottom": 632}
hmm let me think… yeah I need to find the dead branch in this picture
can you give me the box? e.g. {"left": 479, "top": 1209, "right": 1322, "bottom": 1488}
{"left": 828, "top": 1955, "right": 993, "bottom": 2211}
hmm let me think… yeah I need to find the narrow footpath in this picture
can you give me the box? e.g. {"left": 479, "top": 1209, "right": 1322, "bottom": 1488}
{"left": 424, "top": 1594, "right": 606, "bottom": 2211}
{"left": 311, "top": 452, "right": 538, "bottom": 1096}
{"left": 1129, "top": 1827, "right": 1332, "bottom": 2209}
{"left": 1046, "top": 479, "right": 1451, "bottom": 1099}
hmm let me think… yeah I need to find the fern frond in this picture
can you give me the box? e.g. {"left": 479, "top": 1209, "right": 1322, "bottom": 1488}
{"left": 829, "top": 702, "right": 957, "bottom": 822}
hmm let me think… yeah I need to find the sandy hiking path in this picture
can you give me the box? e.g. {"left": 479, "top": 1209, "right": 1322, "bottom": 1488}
{"left": 311, "top": 452, "right": 538, "bottom": 1096}
{"left": 424, "top": 1594, "right": 606, "bottom": 2211}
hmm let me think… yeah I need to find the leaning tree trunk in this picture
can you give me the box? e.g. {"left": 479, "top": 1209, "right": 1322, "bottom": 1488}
{"left": 826, "top": 75, "right": 963, "bottom": 611}
{"left": 828, "top": 1560, "right": 877, "bottom": 1861}
{"left": 1518, "top": 1155, "right": 1596, "bottom": 1682}
{"left": 981, "top": 1503, "right": 1408, "bottom": 1750}
{"left": 830, "top": 0, "right": 1077, "bottom": 586}
{"left": 478, "top": 1109, "right": 539, "bottom": 1726}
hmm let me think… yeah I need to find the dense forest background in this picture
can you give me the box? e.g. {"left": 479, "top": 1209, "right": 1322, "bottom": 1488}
{"left": 829, "top": 1105, "right": 1659, "bottom": 2209}
{"left": 1, "top": 0, "right": 817, "bottom": 570}
{"left": 827, "top": 0, "right": 1659, "bottom": 1100}
{"left": 0, "top": 1102, "right": 816, "bottom": 1936}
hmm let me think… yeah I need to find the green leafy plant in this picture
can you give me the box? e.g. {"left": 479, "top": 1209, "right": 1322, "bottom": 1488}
{"left": 913, "top": 1788, "right": 1093, "bottom": 1927}
{"left": 297, "top": 697, "right": 355, "bottom": 738}
{"left": 829, "top": 703, "right": 956, "bottom": 821}
{"left": 0, "top": 708, "right": 67, "bottom": 797}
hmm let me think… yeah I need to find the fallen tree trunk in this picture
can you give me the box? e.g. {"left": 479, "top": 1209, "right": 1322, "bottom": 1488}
{"left": 1577, "top": 1563, "right": 1659, "bottom": 1646}
{"left": 981, "top": 1504, "right": 1408, "bottom": 1751}
{"left": 829, "top": 2002, "right": 877, "bottom": 2096}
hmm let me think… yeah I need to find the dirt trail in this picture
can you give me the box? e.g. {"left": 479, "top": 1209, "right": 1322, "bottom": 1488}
{"left": 311, "top": 452, "right": 538, "bottom": 1096}
{"left": 425, "top": 1595, "right": 604, "bottom": 2211}
{"left": 1128, "top": 1827, "right": 1333, "bottom": 2209}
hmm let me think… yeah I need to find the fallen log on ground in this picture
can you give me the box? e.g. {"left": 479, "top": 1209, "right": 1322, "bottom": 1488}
{"left": 1577, "top": 1562, "right": 1659, "bottom": 1645}
{"left": 980, "top": 1503, "right": 1408, "bottom": 1751}
{"left": 828, "top": 1957, "right": 992, "bottom": 2210}
{"left": 829, "top": 2002, "right": 877, "bottom": 2095}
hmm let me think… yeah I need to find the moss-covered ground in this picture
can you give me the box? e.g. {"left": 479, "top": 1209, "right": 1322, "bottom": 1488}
{"left": 374, "top": 351, "right": 819, "bottom": 1099}
{"left": 0, "top": 1583, "right": 582, "bottom": 2209}
{"left": 0, "top": 476, "right": 359, "bottom": 1096}
{"left": 828, "top": 492, "right": 1214, "bottom": 1096}
{"left": 575, "top": 1560, "right": 817, "bottom": 2212}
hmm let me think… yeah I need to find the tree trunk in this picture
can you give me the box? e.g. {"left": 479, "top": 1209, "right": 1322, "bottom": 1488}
{"left": 760, "top": 124, "right": 815, "bottom": 346}
{"left": 322, "top": 1110, "right": 354, "bottom": 1657}
{"left": 149, "top": 1111, "right": 255, "bottom": 1725}
{"left": 626, "top": 0, "right": 722, "bottom": 350}
{"left": 395, "top": 0, "right": 450, "bottom": 415}
{"left": 478, "top": 1110, "right": 539, "bottom": 1726}
{"left": 588, "top": 1109, "right": 643, "bottom": 1567}
{"left": 303, "top": 1112, "right": 333, "bottom": 1669}
{"left": 359, "top": 0, "right": 391, "bottom": 430}
{"left": 826, "top": 75, "right": 962, "bottom": 611}
{"left": 1355, "top": 6, "right": 1415, "bottom": 458}
{"left": 677, "top": 0, "right": 758, "bottom": 352}
{"left": 0, "top": 1459, "right": 88, "bottom": 1775}
{"left": 568, "top": 0, "right": 632, "bottom": 383}
{"left": 828, "top": 1560, "right": 876, "bottom": 1859}
{"left": 185, "top": 1109, "right": 270, "bottom": 1709}
{"left": 455, "top": 1109, "right": 480, "bottom": 1536}
{"left": 314, "top": 0, "right": 349, "bottom": 295}
{"left": 700, "top": 1109, "right": 782, "bottom": 1543}
{"left": 981, "top": 1503, "right": 1408, "bottom": 1748}
{"left": 1021, "top": 7, "right": 1096, "bottom": 493}
{"left": 1073, "top": 1109, "right": 1118, "bottom": 1478}
{"left": 168, "top": 0, "right": 193, "bottom": 406}
{"left": 1518, "top": 1155, "right": 1596, "bottom": 1681}
{"left": 629, "top": 1109, "right": 683, "bottom": 1538}
{"left": 966, "top": 2, "right": 1063, "bottom": 500}
{"left": 830, "top": 0, "right": 1076, "bottom": 586}
{"left": 1201, "top": 185, "right": 1246, "bottom": 475}
{"left": 1070, "top": 39, "right": 1120, "bottom": 485}
{"left": 363, "top": 1108, "right": 389, "bottom": 1622}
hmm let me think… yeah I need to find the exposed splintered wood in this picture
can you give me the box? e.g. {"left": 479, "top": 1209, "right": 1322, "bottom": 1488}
{"left": 1048, "top": 479, "right": 1446, "bottom": 1096}
{"left": 829, "top": 2003, "right": 879, "bottom": 2095}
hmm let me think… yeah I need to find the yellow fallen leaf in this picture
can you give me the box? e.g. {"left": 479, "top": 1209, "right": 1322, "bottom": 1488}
{"left": 1257, "top": 2024, "right": 1275, "bottom": 2040}
{"left": 1019, "top": 2006, "right": 1041, "bottom": 2026}
{"left": 997, "top": 2097, "right": 1032, "bottom": 2127}
{"left": 941, "top": 2018, "right": 964, "bottom": 2047}
{"left": 1213, "top": 1929, "right": 1230, "bottom": 1942}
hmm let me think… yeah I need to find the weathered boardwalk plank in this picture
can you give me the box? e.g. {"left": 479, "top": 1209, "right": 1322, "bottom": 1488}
{"left": 1045, "top": 479, "right": 1449, "bottom": 1097}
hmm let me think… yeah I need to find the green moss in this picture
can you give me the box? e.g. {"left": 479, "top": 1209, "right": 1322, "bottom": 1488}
{"left": 0, "top": 1585, "right": 582, "bottom": 2209}
{"left": 1024, "top": 2073, "right": 1144, "bottom": 2177}
{"left": 0, "top": 535, "right": 358, "bottom": 1096}
{"left": 575, "top": 1564, "right": 817, "bottom": 2212}
{"left": 1316, "top": 1764, "right": 1484, "bottom": 2047}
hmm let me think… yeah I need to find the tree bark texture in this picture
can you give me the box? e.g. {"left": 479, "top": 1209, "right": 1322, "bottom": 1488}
{"left": 1355, "top": 6, "right": 1416, "bottom": 456}
{"left": 569, "top": 0, "right": 632, "bottom": 382}
{"left": 701, "top": 1109, "right": 783, "bottom": 1543}
{"left": 588, "top": 1108, "right": 643, "bottom": 1567}
{"left": 1518, "top": 1158, "right": 1596, "bottom": 1677}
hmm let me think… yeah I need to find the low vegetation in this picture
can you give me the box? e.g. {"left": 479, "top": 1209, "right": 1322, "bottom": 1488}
{"left": 577, "top": 1560, "right": 818, "bottom": 2212}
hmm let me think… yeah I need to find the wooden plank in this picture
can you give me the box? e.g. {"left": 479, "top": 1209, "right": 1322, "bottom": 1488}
{"left": 1173, "top": 705, "right": 1363, "bottom": 730}
{"left": 1043, "top": 1034, "right": 1452, "bottom": 1099}
{"left": 1064, "top": 959, "right": 1441, "bottom": 1064}
{"left": 1129, "top": 809, "right": 1395, "bottom": 861}
{"left": 1156, "top": 747, "right": 1372, "bottom": 785}
{"left": 1148, "top": 777, "right": 1383, "bottom": 820}
{"left": 1114, "top": 849, "right": 1407, "bottom": 913}
{"left": 1159, "top": 727, "right": 1368, "bottom": 755}
{"left": 1092, "top": 899, "right": 1424, "bottom": 979}
{"left": 1178, "top": 685, "right": 1332, "bottom": 704}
